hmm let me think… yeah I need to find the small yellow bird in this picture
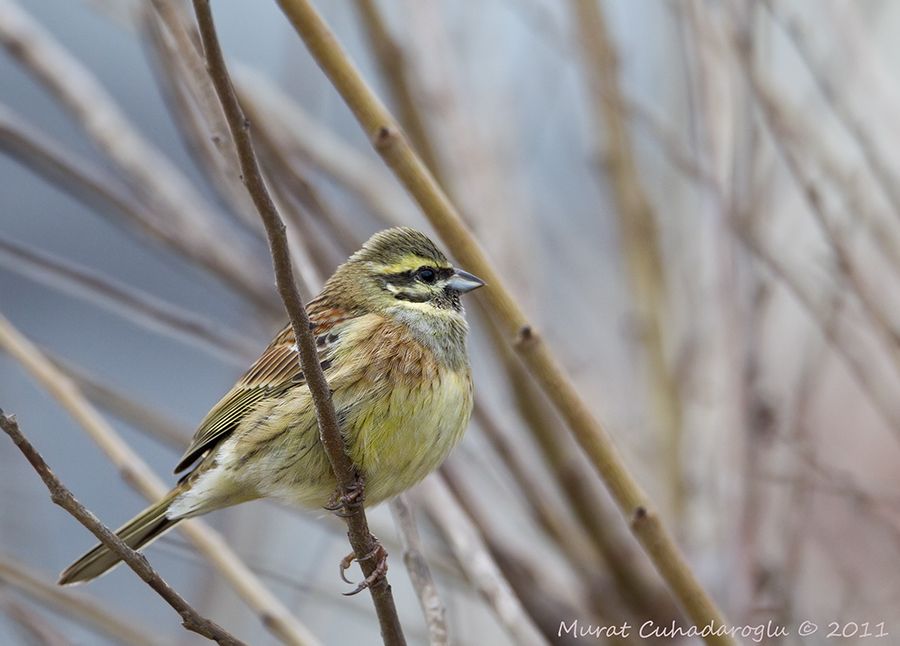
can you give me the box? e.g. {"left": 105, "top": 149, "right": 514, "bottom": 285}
{"left": 59, "top": 227, "right": 483, "bottom": 584}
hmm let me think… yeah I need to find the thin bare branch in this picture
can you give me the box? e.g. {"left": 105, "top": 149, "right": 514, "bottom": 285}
{"left": 0, "top": 103, "right": 276, "bottom": 312}
{"left": 231, "top": 65, "right": 413, "bottom": 228}
{"left": 189, "top": 2, "right": 406, "bottom": 644}
{"left": 0, "top": 411, "right": 247, "bottom": 646}
{"left": 0, "top": 314, "right": 320, "bottom": 646}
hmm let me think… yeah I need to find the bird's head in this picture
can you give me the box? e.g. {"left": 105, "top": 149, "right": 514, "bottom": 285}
{"left": 322, "top": 227, "right": 485, "bottom": 320}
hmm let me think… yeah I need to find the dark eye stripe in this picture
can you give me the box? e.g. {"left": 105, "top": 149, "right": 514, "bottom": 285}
{"left": 382, "top": 266, "right": 453, "bottom": 284}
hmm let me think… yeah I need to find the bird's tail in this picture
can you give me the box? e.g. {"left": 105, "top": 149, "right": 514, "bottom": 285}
{"left": 58, "top": 488, "right": 182, "bottom": 585}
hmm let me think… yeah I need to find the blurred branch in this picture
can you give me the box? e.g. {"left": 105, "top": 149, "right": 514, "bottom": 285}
{"left": 274, "top": 1, "right": 732, "bottom": 640}
{"left": 0, "top": 0, "right": 275, "bottom": 310}
{"left": 440, "top": 465, "right": 621, "bottom": 646}
{"left": 189, "top": 3, "right": 406, "bottom": 645}
{"left": 353, "top": 0, "right": 441, "bottom": 177}
{"left": 573, "top": 0, "right": 684, "bottom": 519}
{"left": 1, "top": 596, "right": 69, "bottom": 646}
{"left": 733, "top": 222, "right": 900, "bottom": 438}
{"left": 141, "top": 2, "right": 259, "bottom": 231}
{"left": 738, "top": 44, "right": 900, "bottom": 377}
{"left": 0, "top": 314, "right": 320, "bottom": 646}
{"left": 0, "top": 103, "right": 276, "bottom": 313}
{"left": 389, "top": 496, "right": 449, "bottom": 646}
{"left": 418, "top": 477, "right": 548, "bottom": 646}
{"left": 46, "top": 353, "right": 192, "bottom": 451}
{"left": 473, "top": 405, "right": 599, "bottom": 571}
{"left": 232, "top": 66, "right": 412, "bottom": 228}
{"left": 0, "top": 412, "right": 247, "bottom": 646}
{"left": 0, "top": 557, "right": 155, "bottom": 646}
{"left": 0, "top": 556, "right": 145, "bottom": 646}
{"left": 763, "top": 0, "right": 900, "bottom": 226}
{"left": 0, "top": 235, "right": 257, "bottom": 365}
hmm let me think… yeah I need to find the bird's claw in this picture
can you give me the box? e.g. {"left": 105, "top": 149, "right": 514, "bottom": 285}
{"left": 339, "top": 542, "right": 388, "bottom": 595}
{"left": 323, "top": 476, "right": 366, "bottom": 517}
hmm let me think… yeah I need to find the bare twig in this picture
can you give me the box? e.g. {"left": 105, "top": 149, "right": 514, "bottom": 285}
{"left": 46, "top": 353, "right": 193, "bottom": 451}
{"left": 0, "top": 314, "right": 320, "bottom": 646}
{"left": 0, "top": 412, "right": 246, "bottom": 646}
{"left": 0, "top": 557, "right": 155, "bottom": 646}
{"left": 190, "top": 2, "right": 406, "bottom": 644}
{"left": 388, "top": 496, "right": 449, "bottom": 646}
{"left": 274, "top": 1, "right": 732, "bottom": 640}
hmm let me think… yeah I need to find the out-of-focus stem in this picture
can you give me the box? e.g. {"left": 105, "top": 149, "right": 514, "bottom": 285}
{"left": 0, "top": 557, "right": 156, "bottom": 646}
{"left": 572, "top": 0, "right": 685, "bottom": 520}
{"left": 353, "top": 0, "right": 442, "bottom": 177}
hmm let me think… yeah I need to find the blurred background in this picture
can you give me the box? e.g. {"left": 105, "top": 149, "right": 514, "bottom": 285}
{"left": 2, "top": 0, "right": 900, "bottom": 644}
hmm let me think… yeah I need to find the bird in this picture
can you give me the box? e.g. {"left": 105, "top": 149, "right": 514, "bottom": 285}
{"left": 59, "top": 227, "right": 484, "bottom": 585}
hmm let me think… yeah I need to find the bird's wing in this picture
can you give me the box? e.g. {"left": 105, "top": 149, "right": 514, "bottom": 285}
{"left": 174, "top": 307, "right": 352, "bottom": 475}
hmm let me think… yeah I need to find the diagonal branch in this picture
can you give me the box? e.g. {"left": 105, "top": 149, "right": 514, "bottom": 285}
{"left": 0, "top": 411, "right": 246, "bottom": 646}
{"left": 273, "top": 1, "right": 732, "bottom": 642}
{"left": 0, "top": 314, "right": 319, "bottom": 646}
{"left": 189, "top": 2, "right": 406, "bottom": 645}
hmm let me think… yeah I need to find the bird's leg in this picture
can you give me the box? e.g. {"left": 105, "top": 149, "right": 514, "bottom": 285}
{"left": 323, "top": 472, "right": 366, "bottom": 517}
{"left": 340, "top": 541, "right": 389, "bottom": 596}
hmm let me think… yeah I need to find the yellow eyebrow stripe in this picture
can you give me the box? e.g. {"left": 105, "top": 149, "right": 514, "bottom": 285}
{"left": 376, "top": 256, "right": 451, "bottom": 275}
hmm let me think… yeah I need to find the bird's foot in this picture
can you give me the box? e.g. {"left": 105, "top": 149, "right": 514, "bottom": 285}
{"left": 339, "top": 541, "right": 388, "bottom": 596}
{"left": 324, "top": 475, "right": 366, "bottom": 517}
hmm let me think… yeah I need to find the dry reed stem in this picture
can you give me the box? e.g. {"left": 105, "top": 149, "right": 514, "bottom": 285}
{"left": 0, "top": 314, "right": 320, "bottom": 646}
{"left": 0, "top": 412, "right": 247, "bottom": 646}
{"left": 190, "top": 2, "right": 406, "bottom": 644}
{"left": 353, "top": 0, "right": 442, "bottom": 178}
{"left": 274, "top": 1, "right": 732, "bottom": 641}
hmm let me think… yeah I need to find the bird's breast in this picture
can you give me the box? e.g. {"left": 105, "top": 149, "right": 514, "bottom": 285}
{"left": 343, "top": 361, "right": 473, "bottom": 506}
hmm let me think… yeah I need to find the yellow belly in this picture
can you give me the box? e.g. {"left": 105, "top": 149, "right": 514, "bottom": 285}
{"left": 209, "top": 364, "right": 473, "bottom": 510}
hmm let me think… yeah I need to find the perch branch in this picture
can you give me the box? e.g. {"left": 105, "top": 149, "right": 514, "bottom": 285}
{"left": 274, "top": 1, "right": 732, "bottom": 641}
{"left": 0, "top": 314, "right": 320, "bottom": 646}
{"left": 0, "top": 412, "right": 246, "bottom": 646}
{"left": 190, "top": 2, "right": 406, "bottom": 644}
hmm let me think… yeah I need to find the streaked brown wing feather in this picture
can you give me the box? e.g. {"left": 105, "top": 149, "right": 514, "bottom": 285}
{"left": 174, "top": 305, "right": 351, "bottom": 474}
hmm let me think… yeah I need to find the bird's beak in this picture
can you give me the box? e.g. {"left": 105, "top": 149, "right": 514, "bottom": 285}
{"left": 447, "top": 268, "right": 485, "bottom": 293}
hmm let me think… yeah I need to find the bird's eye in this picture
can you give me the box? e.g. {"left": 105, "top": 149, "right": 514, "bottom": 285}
{"left": 417, "top": 267, "right": 437, "bottom": 284}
